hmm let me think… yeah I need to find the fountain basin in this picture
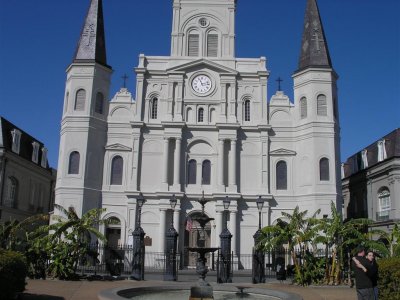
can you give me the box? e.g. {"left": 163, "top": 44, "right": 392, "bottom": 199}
{"left": 98, "top": 283, "right": 302, "bottom": 300}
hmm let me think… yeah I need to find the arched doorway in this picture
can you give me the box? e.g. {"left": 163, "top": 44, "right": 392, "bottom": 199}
{"left": 184, "top": 211, "right": 212, "bottom": 268}
{"left": 105, "top": 217, "right": 121, "bottom": 247}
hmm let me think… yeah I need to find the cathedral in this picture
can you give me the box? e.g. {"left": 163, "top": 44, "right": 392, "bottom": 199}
{"left": 55, "top": 0, "right": 341, "bottom": 268}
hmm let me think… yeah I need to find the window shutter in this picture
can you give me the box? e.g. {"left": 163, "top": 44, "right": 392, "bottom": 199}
{"left": 111, "top": 156, "right": 123, "bottom": 185}
{"left": 317, "top": 94, "right": 327, "bottom": 116}
{"left": 300, "top": 97, "right": 307, "bottom": 119}
{"left": 75, "top": 89, "right": 86, "bottom": 111}
{"left": 244, "top": 100, "right": 251, "bottom": 121}
{"left": 68, "top": 152, "right": 80, "bottom": 174}
{"left": 207, "top": 34, "right": 218, "bottom": 57}
{"left": 319, "top": 158, "right": 330, "bottom": 181}
{"left": 202, "top": 160, "right": 211, "bottom": 185}
{"left": 188, "top": 159, "right": 197, "bottom": 184}
{"left": 95, "top": 92, "right": 104, "bottom": 114}
{"left": 198, "top": 108, "right": 204, "bottom": 123}
{"left": 188, "top": 34, "right": 199, "bottom": 56}
{"left": 276, "top": 161, "right": 287, "bottom": 190}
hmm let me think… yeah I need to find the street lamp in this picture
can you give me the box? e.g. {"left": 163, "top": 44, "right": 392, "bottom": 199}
{"left": 131, "top": 193, "right": 146, "bottom": 280}
{"left": 164, "top": 194, "right": 179, "bottom": 281}
{"left": 253, "top": 196, "right": 265, "bottom": 283}
{"left": 218, "top": 195, "right": 232, "bottom": 283}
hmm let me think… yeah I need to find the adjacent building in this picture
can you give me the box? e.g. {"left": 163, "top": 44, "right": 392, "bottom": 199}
{"left": 54, "top": 0, "right": 341, "bottom": 268}
{"left": 342, "top": 128, "right": 400, "bottom": 228}
{"left": 0, "top": 117, "right": 56, "bottom": 223}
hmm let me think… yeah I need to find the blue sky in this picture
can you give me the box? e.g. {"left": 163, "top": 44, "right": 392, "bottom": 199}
{"left": 0, "top": 0, "right": 399, "bottom": 168}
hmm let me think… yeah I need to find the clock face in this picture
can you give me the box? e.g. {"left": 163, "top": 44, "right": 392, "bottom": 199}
{"left": 192, "top": 75, "right": 212, "bottom": 94}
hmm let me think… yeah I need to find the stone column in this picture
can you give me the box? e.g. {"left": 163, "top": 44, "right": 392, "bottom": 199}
{"left": 174, "top": 208, "right": 181, "bottom": 237}
{"left": 173, "top": 138, "right": 181, "bottom": 189}
{"left": 159, "top": 208, "right": 167, "bottom": 252}
{"left": 229, "top": 139, "right": 237, "bottom": 191}
{"left": 215, "top": 210, "right": 223, "bottom": 247}
{"left": 162, "top": 138, "right": 169, "bottom": 187}
{"left": 218, "top": 139, "right": 224, "bottom": 189}
{"left": 229, "top": 209, "right": 237, "bottom": 254}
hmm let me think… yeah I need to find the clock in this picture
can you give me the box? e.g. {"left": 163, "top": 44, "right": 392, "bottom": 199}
{"left": 192, "top": 75, "right": 212, "bottom": 94}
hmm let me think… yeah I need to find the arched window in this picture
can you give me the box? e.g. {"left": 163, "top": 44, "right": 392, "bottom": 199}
{"left": 319, "top": 158, "right": 330, "bottom": 181}
{"left": 202, "top": 160, "right": 211, "bottom": 185}
{"left": 186, "top": 107, "right": 193, "bottom": 123}
{"left": 300, "top": 97, "right": 307, "bottom": 119}
{"left": 95, "top": 92, "right": 104, "bottom": 114}
{"left": 378, "top": 188, "right": 391, "bottom": 221}
{"left": 209, "top": 108, "right": 216, "bottom": 123}
{"left": 68, "top": 151, "right": 80, "bottom": 174}
{"left": 276, "top": 161, "right": 287, "bottom": 190}
{"left": 187, "top": 159, "right": 197, "bottom": 184}
{"left": 151, "top": 98, "right": 158, "bottom": 119}
{"left": 244, "top": 99, "right": 251, "bottom": 121}
{"left": 110, "top": 156, "right": 123, "bottom": 185}
{"left": 74, "top": 89, "right": 86, "bottom": 111}
{"left": 317, "top": 94, "right": 327, "bottom": 116}
{"left": 198, "top": 108, "right": 204, "bottom": 123}
{"left": 4, "top": 177, "right": 18, "bottom": 208}
{"left": 207, "top": 32, "right": 218, "bottom": 57}
{"left": 188, "top": 32, "right": 199, "bottom": 56}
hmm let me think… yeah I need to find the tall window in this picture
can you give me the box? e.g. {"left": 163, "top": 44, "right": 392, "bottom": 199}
{"left": 276, "top": 161, "right": 287, "bottom": 190}
{"left": 151, "top": 98, "right": 158, "bottom": 119}
{"left": 95, "top": 92, "right": 104, "bottom": 114}
{"left": 300, "top": 97, "right": 307, "bottom": 119}
{"left": 319, "top": 158, "right": 330, "bottom": 181}
{"left": 377, "top": 140, "right": 387, "bottom": 162}
{"left": 202, "top": 160, "right": 211, "bottom": 185}
{"left": 361, "top": 149, "right": 368, "bottom": 169}
{"left": 68, "top": 151, "right": 80, "bottom": 174}
{"left": 198, "top": 108, "right": 204, "bottom": 123}
{"left": 188, "top": 33, "right": 199, "bottom": 56}
{"left": 41, "top": 147, "right": 48, "bottom": 168}
{"left": 378, "top": 188, "right": 391, "bottom": 221}
{"left": 317, "top": 94, "right": 327, "bottom": 116}
{"left": 187, "top": 159, "right": 197, "bottom": 184}
{"left": 32, "top": 142, "right": 40, "bottom": 163}
{"left": 244, "top": 100, "right": 251, "bottom": 121}
{"left": 74, "top": 89, "right": 86, "bottom": 111}
{"left": 4, "top": 177, "right": 18, "bottom": 208}
{"left": 186, "top": 107, "right": 193, "bottom": 123}
{"left": 110, "top": 156, "right": 123, "bottom": 185}
{"left": 207, "top": 33, "right": 218, "bottom": 57}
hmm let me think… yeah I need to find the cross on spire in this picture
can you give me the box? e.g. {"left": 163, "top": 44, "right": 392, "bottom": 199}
{"left": 276, "top": 77, "right": 283, "bottom": 91}
{"left": 122, "top": 74, "right": 129, "bottom": 88}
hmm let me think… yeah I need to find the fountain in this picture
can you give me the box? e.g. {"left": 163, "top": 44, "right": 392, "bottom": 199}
{"left": 187, "top": 193, "right": 219, "bottom": 300}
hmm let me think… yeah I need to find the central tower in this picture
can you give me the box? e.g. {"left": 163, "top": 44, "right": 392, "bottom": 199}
{"left": 170, "top": 0, "right": 236, "bottom": 58}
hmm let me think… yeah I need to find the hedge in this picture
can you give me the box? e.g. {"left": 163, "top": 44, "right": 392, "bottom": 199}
{"left": 0, "top": 249, "right": 28, "bottom": 300}
{"left": 378, "top": 257, "right": 400, "bottom": 300}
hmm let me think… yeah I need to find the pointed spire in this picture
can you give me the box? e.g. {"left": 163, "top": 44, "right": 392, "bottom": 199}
{"left": 73, "top": 0, "right": 108, "bottom": 67}
{"left": 297, "top": 0, "right": 332, "bottom": 72}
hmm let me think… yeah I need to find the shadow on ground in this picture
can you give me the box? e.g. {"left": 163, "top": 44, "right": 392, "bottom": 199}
{"left": 18, "top": 294, "right": 64, "bottom": 300}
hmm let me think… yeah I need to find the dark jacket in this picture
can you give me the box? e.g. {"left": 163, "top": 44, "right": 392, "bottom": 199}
{"left": 352, "top": 256, "right": 373, "bottom": 289}
{"left": 367, "top": 260, "right": 378, "bottom": 287}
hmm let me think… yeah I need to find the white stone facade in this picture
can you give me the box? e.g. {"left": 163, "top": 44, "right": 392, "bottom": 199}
{"left": 54, "top": 0, "right": 341, "bottom": 267}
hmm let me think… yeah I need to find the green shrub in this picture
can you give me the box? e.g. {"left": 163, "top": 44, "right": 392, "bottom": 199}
{"left": 378, "top": 257, "right": 400, "bottom": 300}
{"left": 0, "top": 249, "right": 28, "bottom": 299}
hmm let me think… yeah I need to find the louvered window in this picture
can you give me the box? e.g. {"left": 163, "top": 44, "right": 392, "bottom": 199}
{"left": 319, "top": 158, "right": 330, "bottom": 181}
{"left": 244, "top": 100, "right": 251, "bottom": 121}
{"left": 276, "top": 161, "right": 287, "bottom": 190}
{"left": 188, "top": 34, "right": 199, "bottom": 57}
{"left": 68, "top": 151, "right": 80, "bottom": 174}
{"left": 111, "top": 156, "right": 123, "bottom": 185}
{"left": 198, "top": 108, "right": 204, "bottom": 123}
{"left": 75, "top": 89, "right": 86, "bottom": 111}
{"left": 300, "top": 97, "right": 307, "bottom": 119}
{"left": 95, "top": 92, "right": 104, "bottom": 114}
{"left": 207, "top": 34, "right": 218, "bottom": 57}
{"left": 317, "top": 94, "right": 327, "bottom": 116}
{"left": 151, "top": 98, "right": 158, "bottom": 119}
{"left": 4, "top": 177, "right": 18, "bottom": 208}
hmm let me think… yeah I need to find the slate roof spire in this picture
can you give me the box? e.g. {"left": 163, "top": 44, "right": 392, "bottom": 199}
{"left": 73, "top": 0, "right": 108, "bottom": 67}
{"left": 297, "top": 0, "right": 332, "bottom": 72}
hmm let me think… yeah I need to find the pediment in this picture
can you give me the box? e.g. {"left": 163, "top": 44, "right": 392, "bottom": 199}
{"left": 105, "top": 143, "right": 132, "bottom": 151}
{"left": 270, "top": 148, "right": 297, "bottom": 156}
{"left": 167, "top": 59, "right": 238, "bottom": 75}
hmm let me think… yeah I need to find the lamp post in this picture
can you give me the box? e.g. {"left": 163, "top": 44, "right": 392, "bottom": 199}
{"left": 164, "top": 194, "right": 179, "bottom": 281}
{"left": 131, "top": 193, "right": 146, "bottom": 280}
{"left": 218, "top": 196, "right": 232, "bottom": 283}
{"left": 252, "top": 196, "right": 265, "bottom": 283}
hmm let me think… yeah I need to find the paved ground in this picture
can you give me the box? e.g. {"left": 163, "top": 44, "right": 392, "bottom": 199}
{"left": 20, "top": 279, "right": 357, "bottom": 300}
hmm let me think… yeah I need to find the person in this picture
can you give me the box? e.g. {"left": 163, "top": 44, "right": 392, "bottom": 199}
{"left": 353, "top": 250, "right": 379, "bottom": 300}
{"left": 352, "top": 246, "right": 374, "bottom": 300}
